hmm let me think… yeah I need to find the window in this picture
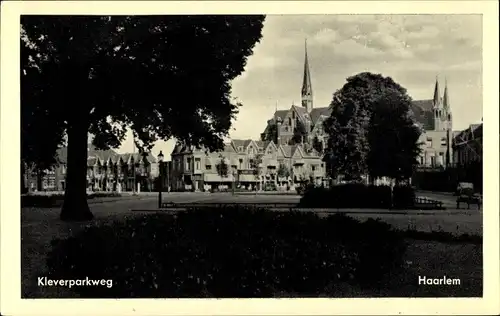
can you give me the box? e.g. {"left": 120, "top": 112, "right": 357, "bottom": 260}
{"left": 430, "top": 156, "right": 436, "bottom": 166}
{"left": 441, "top": 137, "right": 447, "bottom": 146}
{"left": 206, "top": 165, "right": 212, "bottom": 170}
{"left": 285, "top": 126, "right": 289, "bottom": 132}
{"left": 61, "top": 165, "right": 67, "bottom": 175}
{"left": 311, "top": 165, "right": 316, "bottom": 171}
{"left": 288, "top": 118, "right": 292, "bottom": 126}
{"left": 259, "top": 148, "right": 264, "bottom": 153}
{"left": 195, "top": 158, "right": 201, "bottom": 170}
{"left": 320, "top": 163, "right": 324, "bottom": 168}
{"left": 292, "top": 111, "right": 295, "bottom": 119}
{"left": 186, "top": 158, "right": 191, "bottom": 171}
{"left": 238, "top": 146, "right": 243, "bottom": 152}
{"left": 239, "top": 159, "right": 243, "bottom": 169}
{"left": 267, "top": 149, "right": 272, "bottom": 155}
{"left": 426, "top": 138, "right": 433, "bottom": 148}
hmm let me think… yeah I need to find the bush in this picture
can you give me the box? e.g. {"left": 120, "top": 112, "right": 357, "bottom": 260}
{"left": 21, "top": 192, "right": 122, "bottom": 207}
{"left": 392, "top": 185, "right": 416, "bottom": 209}
{"left": 299, "top": 184, "right": 394, "bottom": 209}
{"left": 21, "top": 195, "right": 62, "bottom": 207}
{"left": 47, "top": 207, "right": 407, "bottom": 298}
{"left": 89, "top": 192, "right": 122, "bottom": 198}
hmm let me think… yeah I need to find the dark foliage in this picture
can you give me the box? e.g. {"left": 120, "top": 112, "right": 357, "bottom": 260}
{"left": 392, "top": 186, "right": 416, "bottom": 209}
{"left": 412, "top": 162, "right": 482, "bottom": 193}
{"left": 261, "top": 122, "right": 277, "bottom": 142}
{"left": 21, "top": 15, "right": 265, "bottom": 220}
{"left": 323, "top": 72, "right": 421, "bottom": 181}
{"left": 22, "top": 192, "right": 122, "bottom": 207}
{"left": 47, "top": 207, "right": 407, "bottom": 298}
{"left": 298, "top": 184, "right": 417, "bottom": 209}
{"left": 290, "top": 119, "right": 308, "bottom": 145}
{"left": 215, "top": 157, "right": 229, "bottom": 178}
{"left": 403, "top": 229, "right": 482, "bottom": 245}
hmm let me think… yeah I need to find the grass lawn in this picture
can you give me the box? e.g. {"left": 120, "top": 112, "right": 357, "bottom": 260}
{"left": 21, "top": 208, "right": 482, "bottom": 298}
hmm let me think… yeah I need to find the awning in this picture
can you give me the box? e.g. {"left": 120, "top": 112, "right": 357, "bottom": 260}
{"left": 266, "top": 159, "right": 278, "bottom": 167}
{"left": 238, "top": 174, "right": 259, "bottom": 182}
{"left": 204, "top": 173, "right": 234, "bottom": 182}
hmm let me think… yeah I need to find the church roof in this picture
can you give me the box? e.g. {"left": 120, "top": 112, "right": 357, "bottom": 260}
{"left": 411, "top": 99, "right": 435, "bottom": 131}
{"left": 310, "top": 107, "right": 331, "bottom": 123}
{"left": 273, "top": 110, "right": 289, "bottom": 120}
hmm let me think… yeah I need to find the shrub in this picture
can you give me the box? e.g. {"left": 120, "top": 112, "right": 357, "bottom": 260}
{"left": 21, "top": 192, "right": 122, "bottom": 207}
{"left": 21, "top": 195, "right": 62, "bottom": 207}
{"left": 298, "top": 184, "right": 394, "bottom": 209}
{"left": 47, "top": 207, "right": 407, "bottom": 298}
{"left": 89, "top": 192, "right": 122, "bottom": 198}
{"left": 392, "top": 185, "right": 416, "bottom": 209}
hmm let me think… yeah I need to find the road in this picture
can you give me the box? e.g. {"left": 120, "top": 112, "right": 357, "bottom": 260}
{"left": 115, "top": 193, "right": 482, "bottom": 235}
{"left": 21, "top": 191, "right": 482, "bottom": 235}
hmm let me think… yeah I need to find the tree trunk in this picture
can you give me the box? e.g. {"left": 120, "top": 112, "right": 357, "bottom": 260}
{"left": 60, "top": 120, "right": 93, "bottom": 221}
{"left": 21, "top": 161, "right": 27, "bottom": 194}
{"left": 36, "top": 169, "right": 43, "bottom": 191}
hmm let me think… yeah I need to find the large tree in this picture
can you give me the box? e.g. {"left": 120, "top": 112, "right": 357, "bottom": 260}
{"left": 367, "top": 89, "right": 422, "bottom": 182}
{"left": 290, "top": 119, "right": 308, "bottom": 145}
{"left": 21, "top": 15, "right": 265, "bottom": 221}
{"left": 260, "top": 122, "right": 277, "bottom": 142}
{"left": 323, "top": 72, "right": 421, "bottom": 182}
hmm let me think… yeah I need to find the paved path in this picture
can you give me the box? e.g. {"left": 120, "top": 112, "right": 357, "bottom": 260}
{"left": 21, "top": 192, "right": 482, "bottom": 236}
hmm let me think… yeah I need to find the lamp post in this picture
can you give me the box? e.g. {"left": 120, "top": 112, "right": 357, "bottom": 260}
{"left": 232, "top": 168, "right": 237, "bottom": 195}
{"left": 158, "top": 151, "right": 164, "bottom": 209}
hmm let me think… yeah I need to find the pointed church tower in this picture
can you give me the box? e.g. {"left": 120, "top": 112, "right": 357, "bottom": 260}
{"left": 433, "top": 76, "right": 445, "bottom": 131}
{"left": 301, "top": 39, "right": 313, "bottom": 113}
{"left": 443, "top": 78, "right": 452, "bottom": 128}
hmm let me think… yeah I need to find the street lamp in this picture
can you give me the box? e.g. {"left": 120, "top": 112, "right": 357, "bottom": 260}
{"left": 158, "top": 151, "right": 164, "bottom": 209}
{"left": 232, "top": 168, "right": 237, "bottom": 195}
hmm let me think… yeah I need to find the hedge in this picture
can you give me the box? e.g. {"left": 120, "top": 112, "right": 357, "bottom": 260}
{"left": 47, "top": 207, "right": 407, "bottom": 298}
{"left": 299, "top": 184, "right": 412, "bottom": 209}
{"left": 21, "top": 192, "right": 122, "bottom": 207}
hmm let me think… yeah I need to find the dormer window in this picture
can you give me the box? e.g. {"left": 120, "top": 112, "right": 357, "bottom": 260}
{"left": 238, "top": 146, "right": 243, "bottom": 152}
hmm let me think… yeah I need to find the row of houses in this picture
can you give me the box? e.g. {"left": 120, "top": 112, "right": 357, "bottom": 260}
{"left": 23, "top": 144, "right": 160, "bottom": 192}
{"left": 169, "top": 139, "right": 326, "bottom": 192}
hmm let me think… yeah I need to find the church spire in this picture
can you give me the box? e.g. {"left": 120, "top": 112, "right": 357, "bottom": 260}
{"left": 301, "top": 38, "right": 313, "bottom": 113}
{"left": 443, "top": 77, "right": 450, "bottom": 111}
{"left": 433, "top": 75, "right": 441, "bottom": 108}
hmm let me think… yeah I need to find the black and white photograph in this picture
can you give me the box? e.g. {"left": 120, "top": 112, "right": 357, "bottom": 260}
{"left": 1, "top": 1, "right": 499, "bottom": 315}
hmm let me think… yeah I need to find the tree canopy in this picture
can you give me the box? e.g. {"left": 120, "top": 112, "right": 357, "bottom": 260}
{"left": 21, "top": 15, "right": 265, "bottom": 220}
{"left": 290, "top": 119, "right": 307, "bottom": 145}
{"left": 260, "top": 121, "right": 277, "bottom": 143}
{"left": 323, "top": 72, "right": 421, "bottom": 182}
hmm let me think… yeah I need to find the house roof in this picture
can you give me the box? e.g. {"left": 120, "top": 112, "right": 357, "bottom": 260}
{"left": 279, "top": 145, "right": 293, "bottom": 157}
{"left": 231, "top": 139, "right": 253, "bottom": 151}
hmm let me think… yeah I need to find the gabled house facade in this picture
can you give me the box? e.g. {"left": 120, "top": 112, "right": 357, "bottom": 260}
{"left": 24, "top": 143, "right": 159, "bottom": 192}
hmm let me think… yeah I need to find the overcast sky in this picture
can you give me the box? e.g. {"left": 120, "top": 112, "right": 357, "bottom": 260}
{"left": 117, "top": 14, "right": 483, "bottom": 160}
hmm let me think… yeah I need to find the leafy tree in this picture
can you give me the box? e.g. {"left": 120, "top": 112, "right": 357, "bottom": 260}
{"left": 21, "top": 15, "right": 265, "bottom": 220}
{"left": 216, "top": 157, "right": 229, "bottom": 178}
{"left": 323, "top": 92, "right": 370, "bottom": 181}
{"left": 260, "top": 121, "right": 277, "bottom": 142}
{"left": 277, "top": 163, "right": 291, "bottom": 179}
{"left": 323, "top": 72, "right": 421, "bottom": 183}
{"left": 312, "top": 136, "right": 324, "bottom": 154}
{"left": 290, "top": 119, "right": 307, "bottom": 145}
{"left": 367, "top": 89, "right": 422, "bottom": 182}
